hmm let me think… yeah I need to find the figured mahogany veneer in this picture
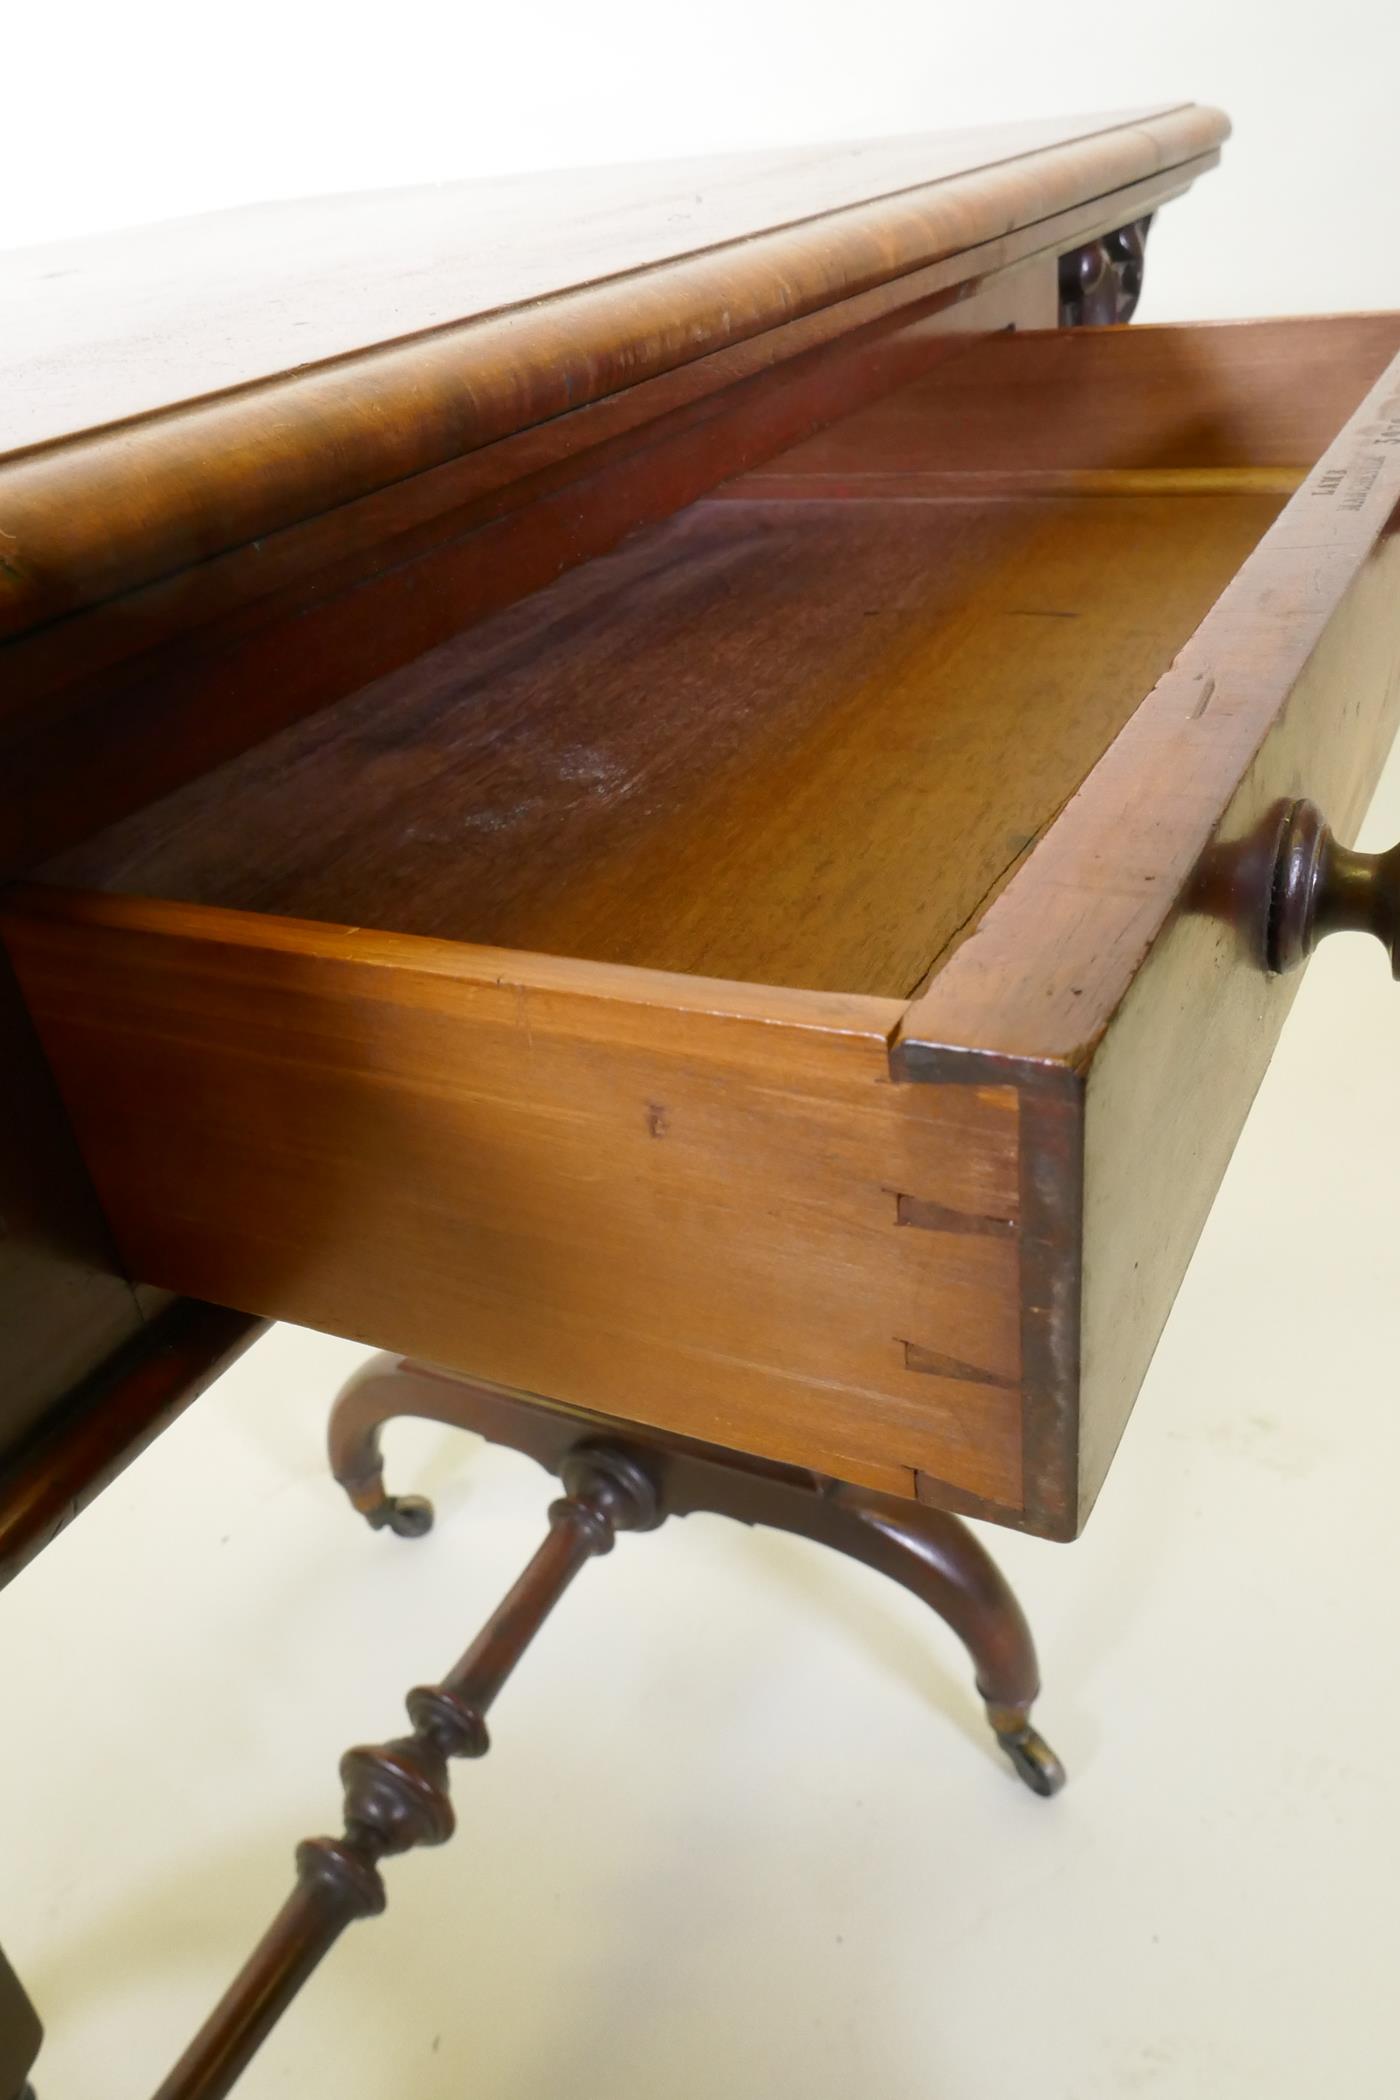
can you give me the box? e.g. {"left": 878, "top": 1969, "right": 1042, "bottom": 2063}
{"left": 1, "top": 106, "right": 1225, "bottom": 635}
{"left": 0, "top": 115, "right": 1233, "bottom": 875}
{"left": 7, "top": 312, "right": 1400, "bottom": 1538}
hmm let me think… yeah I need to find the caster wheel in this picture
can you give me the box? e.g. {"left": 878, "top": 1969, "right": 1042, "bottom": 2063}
{"left": 996, "top": 1725, "right": 1066, "bottom": 1798}
{"left": 369, "top": 1493, "right": 435, "bottom": 1539}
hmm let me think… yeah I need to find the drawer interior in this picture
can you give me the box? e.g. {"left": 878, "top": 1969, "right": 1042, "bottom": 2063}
{"left": 43, "top": 315, "right": 1400, "bottom": 999}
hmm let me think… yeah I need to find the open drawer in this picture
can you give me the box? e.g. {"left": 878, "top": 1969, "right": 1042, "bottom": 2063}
{"left": 5, "top": 314, "right": 1400, "bottom": 1538}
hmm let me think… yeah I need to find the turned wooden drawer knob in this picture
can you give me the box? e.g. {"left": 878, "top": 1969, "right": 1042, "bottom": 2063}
{"left": 1268, "top": 799, "right": 1400, "bottom": 975}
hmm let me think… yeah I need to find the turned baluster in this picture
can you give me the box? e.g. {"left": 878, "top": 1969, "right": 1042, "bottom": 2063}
{"left": 150, "top": 1442, "right": 660, "bottom": 2100}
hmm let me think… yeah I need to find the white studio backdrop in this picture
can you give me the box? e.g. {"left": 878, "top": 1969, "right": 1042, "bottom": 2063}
{"left": 8, "top": 0, "right": 1399, "bottom": 322}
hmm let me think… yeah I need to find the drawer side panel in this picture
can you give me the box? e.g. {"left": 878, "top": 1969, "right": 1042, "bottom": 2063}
{"left": 1079, "top": 522, "right": 1400, "bottom": 1511}
{"left": 1, "top": 900, "right": 1030, "bottom": 1515}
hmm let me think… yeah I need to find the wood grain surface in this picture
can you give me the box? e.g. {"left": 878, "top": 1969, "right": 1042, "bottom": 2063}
{"left": 0, "top": 891, "right": 1028, "bottom": 1515}
{"left": 47, "top": 487, "right": 1278, "bottom": 995}
{"left": 2, "top": 126, "right": 1226, "bottom": 883}
{"left": 1, "top": 260, "right": 1058, "bottom": 876}
{"left": 0, "top": 110, "right": 1226, "bottom": 644}
{"left": 2, "top": 107, "right": 1223, "bottom": 457}
{"left": 725, "top": 313, "right": 1400, "bottom": 487}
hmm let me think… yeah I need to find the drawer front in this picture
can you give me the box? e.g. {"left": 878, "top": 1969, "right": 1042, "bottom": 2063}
{"left": 0, "top": 895, "right": 1032, "bottom": 1515}
{"left": 900, "top": 336, "right": 1400, "bottom": 1532}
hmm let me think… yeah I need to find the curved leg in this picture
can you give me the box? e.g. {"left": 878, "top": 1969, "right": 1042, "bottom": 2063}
{"left": 328, "top": 1358, "right": 1063, "bottom": 1795}
{"left": 328, "top": 1357, "right": 631, "bottom": 1539}
{"left": 755, "top": 1486, "right": 1064, "bottom": 1796}
{"left": 327, "top": 1357, "right": 455, "bottom": 1538}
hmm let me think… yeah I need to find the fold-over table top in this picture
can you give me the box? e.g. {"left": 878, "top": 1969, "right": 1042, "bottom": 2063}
{"left": 2, "top": 105, "right": 1227, "bottom": 459}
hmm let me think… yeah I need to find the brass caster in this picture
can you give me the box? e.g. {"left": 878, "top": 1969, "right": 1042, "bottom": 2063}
{"left": 366, "top": 1492, "right": 435, "bottom": 1539}
{"left": 995, "top": 1725, "right": 1066, "bottom": 1798}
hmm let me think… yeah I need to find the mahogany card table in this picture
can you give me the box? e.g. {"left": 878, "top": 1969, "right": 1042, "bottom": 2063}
{"left": 3, "top": 102, "right": 1399, "bottom": 2095}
